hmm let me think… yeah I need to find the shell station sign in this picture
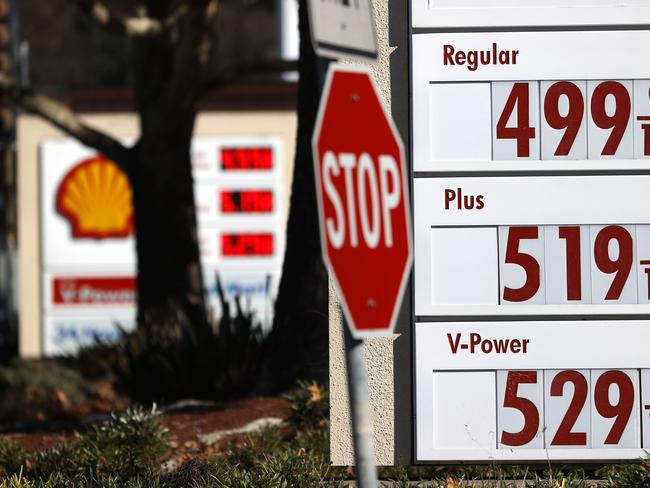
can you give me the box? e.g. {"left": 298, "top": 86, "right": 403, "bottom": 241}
{"left": 411, "top": 1, "right": 650, "bottom": 462}
{"left": 56, "top": 156, "right": 134, "bottom": 239}
{"left": 40, "top": 137, "right": 286, "bottom": 355}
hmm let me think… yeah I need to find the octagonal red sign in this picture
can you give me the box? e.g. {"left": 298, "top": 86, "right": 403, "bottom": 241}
{"left": 312, "top": 65, "right": 412, "bottom": 337}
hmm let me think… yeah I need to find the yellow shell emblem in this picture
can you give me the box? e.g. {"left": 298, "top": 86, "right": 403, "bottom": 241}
{"left": 56, "top": 156, "right": 133, "bottom": 239}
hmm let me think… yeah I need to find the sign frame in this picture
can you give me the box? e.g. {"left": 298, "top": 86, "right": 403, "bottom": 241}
{"left": 409, "top": 1, "right": 650, "bottom": 464}
{"left": 411, "top": 0, "right": 650, "bottom": 29}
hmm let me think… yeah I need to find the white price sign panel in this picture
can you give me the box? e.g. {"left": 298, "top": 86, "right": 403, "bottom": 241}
{"left": 411, "top": 4, "right": 650, "bottom": 463}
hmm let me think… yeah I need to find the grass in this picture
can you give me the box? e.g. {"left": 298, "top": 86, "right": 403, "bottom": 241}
{"left": 0, "top": 381, "right": 648, "bottom": 486}
{"left": 0, "top": 382, "right": 339, "bottom": 487}
{"left": 0, "top": 405, "right": 169, "bottom": 483}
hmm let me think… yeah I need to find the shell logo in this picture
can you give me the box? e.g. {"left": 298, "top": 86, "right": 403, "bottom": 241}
{"left": 56, "top": 156, "right": 134, "bottom": 239}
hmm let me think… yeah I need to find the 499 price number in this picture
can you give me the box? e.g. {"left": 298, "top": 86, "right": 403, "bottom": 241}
{"left": 498, "top": 369, "right": 645, "bottom": 449}
{"left": 492, "top": 80, "right": 650, "bottom": 160}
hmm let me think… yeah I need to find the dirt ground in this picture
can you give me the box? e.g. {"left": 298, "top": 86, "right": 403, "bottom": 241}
{"left": 161, "top": 396, "right": 291, "bottom": 464}
{"left": 3, "top": 396, "right": 291, "bottom": 464}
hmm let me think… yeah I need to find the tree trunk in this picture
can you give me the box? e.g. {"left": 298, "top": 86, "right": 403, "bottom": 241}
{"left": 128, "top": 2, "right": 210, "bottom": 335}
{"left": 130, "top": 119, "right": 207, "bottom": 333}
{"left": 109, "top": 4, "right": 219, "bottom": 401}
{"left": 258, "top": 0, "right": 329, "bottom": 392}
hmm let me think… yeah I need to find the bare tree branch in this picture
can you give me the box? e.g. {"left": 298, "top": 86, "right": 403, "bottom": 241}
{"left": 0, "top": 74, "right": 130, "bottom": 170}
{"left": 68, "top": 0, "right": 189, "bottom": 37}
{"left": 206, "top": 0, "right": 220, "bottom": 26}
{"left": 202, "top": 0, "right": 220, "bottom": 61}
{"left": 162, "top": 0, "right": 220, "bottom": 113}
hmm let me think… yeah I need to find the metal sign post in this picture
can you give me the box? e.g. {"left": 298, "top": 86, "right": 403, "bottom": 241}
{"left": 343, "top": 317, "right": 378, "bottom": 488}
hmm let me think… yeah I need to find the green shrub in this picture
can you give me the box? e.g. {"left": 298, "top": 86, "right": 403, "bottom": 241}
{"left": 28, "top": 405, "right": 168, "bottom": 483}
{"left": 0, "top": 439, "right": 29, "bottom": 477}
{"left": 0, "top": 380, "right": 339, "bottom": 487}
{"left": 28, "top": 443, "right": 78, "bottom": 481}
{"left": 92, "top": 275, "right": 269, "bottom": 403}
{"left": 221, "top": 427, "right": 284, "bottom": 471}
{"left": 207, "top": 448, "right": 331, "bottom": 488}
{"left": 208, "top": 388, "right": 338, "bottom": 488}
{"left": 0, "top": 361, "right": 88, "bottom": 402}
{"left": 283, "top": 380, "right": 328, "bottom": 431}
{"left": 162, "top": 458, "right": 217, "bottom": 486}
{"left": 0, "top": 360, "right": 92, "bottom": 424}
{"left": 40, "top": 472, "right": 165, "bottom": 488}
{"left": 599, "top": 461, "right": 650, "bottom": 487}
{"left": 0, "top": 474, "right": 35, "bottom": 488}
{"left": 75, "top": 405, "right": 169, "bottom": 479}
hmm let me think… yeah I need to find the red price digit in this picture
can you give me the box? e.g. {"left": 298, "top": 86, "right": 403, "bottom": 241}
{"left": 503, "top": 227, "right": 540, "bottom": 302}
{"left": 559, "top": 226, "right": 582, "bottom": 301}
{"left": 591, "top": 81, "right": 631, "bottom": 156}
{"left": 594, "top": 371, "right": 635, "bottom": 445}
{"left": 544, "top": 82, "right": 585, "bottom": 156}
{"left": 501, "top": 371, "right": 540, "bottom": 447}
{"left": 594, "top": 226, "right": 633, "bottom": 300}
{"left": 550, "top": 370, "right": 588, "bottom": 446}
{"left": 497, "top": 83, "right": 536, "bottom": 158}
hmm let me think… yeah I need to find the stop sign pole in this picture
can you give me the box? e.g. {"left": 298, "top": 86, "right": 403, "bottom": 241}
{"left": 313, "top": 64, "right": 412, "bottom": 487}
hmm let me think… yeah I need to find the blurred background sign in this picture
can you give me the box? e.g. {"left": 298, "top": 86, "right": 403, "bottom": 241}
{"left": 35, "top": 133, "right": 291, "bottom": 356}
{"left": 5, "top": 0, "right": 302, "bottom": 358}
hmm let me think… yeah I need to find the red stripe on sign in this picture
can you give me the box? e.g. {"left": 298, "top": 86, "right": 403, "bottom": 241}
{"left": 220, "top": 190, "right": 274, "bottom": 213}
{"left": 53, "top": 277, "right": 136, "bottom": 305}
{"left": 221, "top": 233, "right": 274, "bottom": 257}
{"left": 220, "top": 147, "right": 273, "bottom": 171}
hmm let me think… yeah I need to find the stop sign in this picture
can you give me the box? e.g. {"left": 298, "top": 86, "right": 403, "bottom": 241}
{"left": 312, "top": 65, "right": 412, "bottom": 337}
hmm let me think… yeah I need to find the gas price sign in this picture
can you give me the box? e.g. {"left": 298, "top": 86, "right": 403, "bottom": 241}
{"left": 411, "top": 2, "right": 650, "bottom": 463}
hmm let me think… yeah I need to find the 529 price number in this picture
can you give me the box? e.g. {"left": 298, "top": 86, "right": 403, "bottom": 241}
{"left": 221, "top": 233, "right": 274, "bottom": 257}
{"left": 499, "top": 369, "right": 640, "bottom": 449}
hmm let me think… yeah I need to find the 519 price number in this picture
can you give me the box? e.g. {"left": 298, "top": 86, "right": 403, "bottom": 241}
{"left": 220, "top": 190, "right": 274, "bottom": 214}
{"left": 499, "top": 225, "right": 650, "bottom": 305}
{"left": 498, "top": 369, "right": 643, "bottom": 449}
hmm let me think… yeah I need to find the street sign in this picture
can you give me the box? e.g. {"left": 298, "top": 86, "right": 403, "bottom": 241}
{"left": 313, "top": 65, "right": 412, "bottom": 338}
{"left": 307, "top": 0, "right": 377, "bottom": 61}
{"left": 410, "top": 1, "right": 650, "bottom": 463}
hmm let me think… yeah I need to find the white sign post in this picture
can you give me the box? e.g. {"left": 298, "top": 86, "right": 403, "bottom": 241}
{"left": 307, "top": 0, "right": 377, "bottom": 61}
{"left": 411, "top": 1, "right": 650, "bottom": 463}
